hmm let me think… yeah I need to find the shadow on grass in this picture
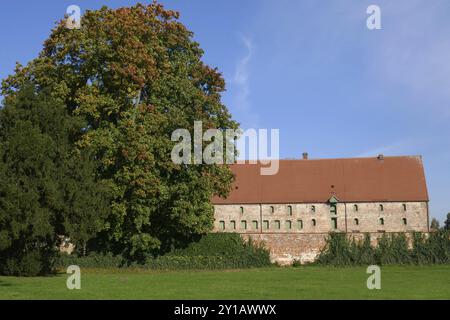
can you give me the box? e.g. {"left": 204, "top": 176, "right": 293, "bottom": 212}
{"left": 0, "top": 280, "right": 13, "bottom": 287}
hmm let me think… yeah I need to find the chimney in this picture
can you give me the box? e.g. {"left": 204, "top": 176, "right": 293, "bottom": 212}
{"left": 377, "top": 154, "right": 384, "bottom": 160}
{"left": 302, "top": 152, "right": 309, "bottom": 160}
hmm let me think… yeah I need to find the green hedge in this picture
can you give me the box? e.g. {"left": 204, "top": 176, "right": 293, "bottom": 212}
{"left": 314, "top": 231, "right": 450, "bottom": 266}
{"left": 56, "top": 233, "right": 272, "bottom": 270}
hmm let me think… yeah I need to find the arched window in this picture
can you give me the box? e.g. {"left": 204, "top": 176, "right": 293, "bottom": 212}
{"left": 402, "top": 218, "right": 407, "bottom": 225}
{"left": 240, "top": 206, "right": 244, "bottom": 214}
{"left": 379, "top": 204, "right": 384, "bottom": 212}
{"left": 297, "top": 220, "right": 303, "bottom": 230}
{"left": 252, "top": 220, "right": 258, "bottom": 230}
{"left": 270, "top": 206, "right": 274, "bottom": 214}
{"left": 379, "top": 218, "right": 384, "bottom": 225}
{"left": 230, "top": 220, "right": 236, "bottom": 230}
{"left": 240, "top": 220, "right": 247, "bottom": 230}
{"left": 354, "top": 204, "right": 358, "bottom": 212}
{"left": 263, "top": 220, "right": 269, "bottom": 230}
{"left": 402, "top": 204, "right": 407, "bottom": 212}
{"left": 312, "top": 219, "right": 317, "bottom": 227}
{"left": 219, "top": 221, "right": 225, "bottom": 230}
{"left": 288, "top": 205, "right": 293, "bottom": 216}
{"left": 311, "top": 205, "right": 316, "bottom": 213}
{"left": 354, "top": 218, "right": 359, "bottom": 226}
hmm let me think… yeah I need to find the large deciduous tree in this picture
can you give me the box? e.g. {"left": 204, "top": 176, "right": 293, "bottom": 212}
{"left": 2, "top": 3, "right": 238, "bottom": 260}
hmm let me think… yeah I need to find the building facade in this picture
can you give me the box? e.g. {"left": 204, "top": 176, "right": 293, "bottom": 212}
{"left": 212, "top": 155, "right": 429, "bottom": 264}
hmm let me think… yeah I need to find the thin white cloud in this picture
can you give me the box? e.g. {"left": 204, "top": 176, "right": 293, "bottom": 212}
{"left": 355, "top": 139, "right": 424, "bottom": 158}
{"left": 233, "top": 35, "right": 253, "bottom": 112}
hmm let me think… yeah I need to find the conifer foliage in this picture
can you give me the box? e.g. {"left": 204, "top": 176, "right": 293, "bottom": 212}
{"left": 0, "top": 86, "right": 110, "bottom": 275}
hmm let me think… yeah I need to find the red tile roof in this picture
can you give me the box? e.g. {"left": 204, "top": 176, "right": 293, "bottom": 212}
{"left": 212, "top": 156, "right": 429, "bottom": 204}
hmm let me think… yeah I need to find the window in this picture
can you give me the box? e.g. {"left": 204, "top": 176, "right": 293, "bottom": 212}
{"left": 402, "top": 218, "right": 407, "bottom": 225}
{"left": 311, "top": 205, "right": 316, "bottom": 213}
{"left": 286, "top": 220, "right": 292, "bottom": 230}
{"left": 219, "top": 221, "right": 225, "bottom": 230}
{"left": 402, "top": 204, "right": 407, "bottom": 212}
{"left": 354, "top": 218, "right": 359, "bottom": 225}
{"left": 354, "top": 204, "right": 358, "bottom": 212}
{"left": 297, "top": 220, "right": 303, "bottom": 230}
{"left": 379, "top": 204, "right": 384, "bottom": 212}
{"left": 288, "top": 205, "right": 293, "bottom": 216}
{"left": 270, "top": 206, "right": 274, "bottom": 214}
{"left": 330, "top": 204, "right": 337, "bottom": 215}
{"left": 379, "top": 218, "right": 384, "bottom": 225}
{"left": 263, "top": 220, "right": 269, "bottom": 230}
{"left": 274, "top": 220, "right": 281, "bottom": 230}
{"left": 230, "top": 220, "right": 236, "bottom": 230}
{"left": 239, "top": 206, "right": 244, "bottom": 214}
{"left": 240, "top": 220, "right": 247, "bottom": 230}
{"left": 331, "top": 217, "right": 338, "bottom": 229}
{"left": 312, "top": 219, "right": 317, "bottom": 227}
{"left": 252, "top": 220, "right": 258, "bottom": 230}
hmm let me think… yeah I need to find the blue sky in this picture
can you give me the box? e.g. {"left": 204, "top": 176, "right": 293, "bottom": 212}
{"left": 0, "top": 0, "right": 449, "bottom": 223}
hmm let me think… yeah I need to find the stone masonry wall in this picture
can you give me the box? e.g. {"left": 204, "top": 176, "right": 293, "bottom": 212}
{"left": 213, "top": 202, "right": 429, "bottom": 264}
{"left": 241, "top": 232, "right": 420, "bottom": 265}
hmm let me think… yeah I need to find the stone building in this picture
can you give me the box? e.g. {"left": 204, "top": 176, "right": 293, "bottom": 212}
{"left": 212, "top": 155, "right": 429, "bottom": 264}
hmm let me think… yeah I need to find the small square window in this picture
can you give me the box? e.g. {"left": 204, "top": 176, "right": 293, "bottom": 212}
{"left": 274, "top": 220, "right": 281, "bottom": 230}
{"left": 286, "top": 220, "right": 292, "bottom": 230}
{"left": 331, "top": 217, "right": 337, "bottom": 229}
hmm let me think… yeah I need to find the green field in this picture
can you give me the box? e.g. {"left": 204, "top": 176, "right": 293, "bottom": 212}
{"left": 0, "top": 265, "right": 449, "bottom": 300}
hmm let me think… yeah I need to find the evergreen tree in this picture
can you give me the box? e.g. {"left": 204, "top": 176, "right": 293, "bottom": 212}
{"left": 0, "top": 86, "right": 110, "bottom": 275}
{"left": 444, "top": 213, "right": 450, "bottom": 230}
{"left": 430, "top": 218, "right": 440, "bottom": 231}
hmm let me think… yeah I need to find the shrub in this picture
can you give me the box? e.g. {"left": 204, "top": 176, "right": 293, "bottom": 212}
{"left": 55, "top": 233, "right": 272, "bottom": 270}
{"left": 315, "top": 231, "right": 450, "bottom": 266}
{"left": 0, "top": 249, "right": 55, "bottom": 276}
{"left": 55, "top": 252, "right": 125, "bottom": 269}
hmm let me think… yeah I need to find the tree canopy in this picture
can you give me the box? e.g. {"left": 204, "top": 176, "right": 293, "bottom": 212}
{"left": 1, "top": 3, "right": 238, "bottom": 260}
{"left": 0, "top": 85, "right": 110, "bottom": 275}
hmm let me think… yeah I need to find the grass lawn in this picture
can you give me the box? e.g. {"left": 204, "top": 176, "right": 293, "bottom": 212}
{"left": 0, "top": 265, "right": 449, "bottom": 300}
